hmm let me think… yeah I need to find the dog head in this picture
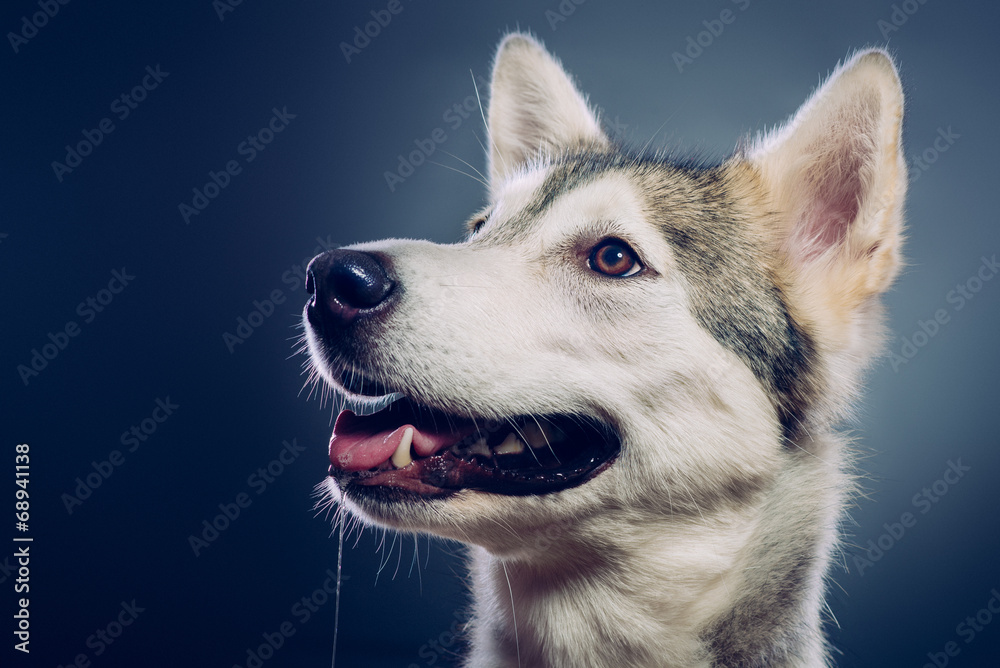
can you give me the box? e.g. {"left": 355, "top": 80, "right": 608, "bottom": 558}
{"left": 304, "top": 34, "right": 905, "bottom": 557}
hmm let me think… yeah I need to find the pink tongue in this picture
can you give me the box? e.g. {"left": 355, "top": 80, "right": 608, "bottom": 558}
{"left": 328, "top": 410, "right": 468, "bottom": 472}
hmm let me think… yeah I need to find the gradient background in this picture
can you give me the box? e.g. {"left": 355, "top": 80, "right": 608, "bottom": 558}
{"left": 3, "top": 1, "right": 999, "bottom": 666}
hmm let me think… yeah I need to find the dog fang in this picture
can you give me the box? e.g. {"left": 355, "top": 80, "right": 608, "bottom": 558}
{"left": 494, "top": 433, "right": 526, "bottom": 455}
{"left": 391, "top": 427, "right": 414, "bottom": 468}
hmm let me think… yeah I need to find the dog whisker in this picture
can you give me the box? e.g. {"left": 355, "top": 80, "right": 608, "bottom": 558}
{"left": 427, "top": 159, "right": 489, "bottom": 189}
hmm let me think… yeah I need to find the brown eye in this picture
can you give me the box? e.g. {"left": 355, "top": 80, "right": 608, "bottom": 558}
{"left": 589, "top": 239, "right": 642, "bottom": 277}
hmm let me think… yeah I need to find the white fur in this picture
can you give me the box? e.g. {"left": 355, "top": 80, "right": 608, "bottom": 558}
{"left": 310, "top": 33, "right": 906, "bottom": 667}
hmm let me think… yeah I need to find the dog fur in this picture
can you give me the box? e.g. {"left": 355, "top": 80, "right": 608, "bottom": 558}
{"left": 304, "top": 33, "right": 906, "bottom": 667}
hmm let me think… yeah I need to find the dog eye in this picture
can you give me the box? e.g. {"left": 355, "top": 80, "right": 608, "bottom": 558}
{"left": 470, "top": 218, "right": 487, "bottom": 235}
{"left": 589, "top": 239, "right": 643, "bottom": 277}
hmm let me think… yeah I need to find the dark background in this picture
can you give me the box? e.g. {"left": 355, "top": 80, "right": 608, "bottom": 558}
{"left": 3, "top": 1, "right": 999, "bottom": 666}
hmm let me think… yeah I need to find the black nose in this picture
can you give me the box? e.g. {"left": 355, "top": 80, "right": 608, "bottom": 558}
{"left": 306, "top": 249, "right": 395, "bottom": 325}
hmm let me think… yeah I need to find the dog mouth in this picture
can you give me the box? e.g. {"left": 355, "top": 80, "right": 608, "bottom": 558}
{"left": 328, "top": 394, "right": 620, "bottom": 499}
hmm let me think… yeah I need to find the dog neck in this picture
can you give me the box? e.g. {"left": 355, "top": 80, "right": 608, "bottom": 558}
{"left": 462, "top": 448, "right": 841, "bottom": 668}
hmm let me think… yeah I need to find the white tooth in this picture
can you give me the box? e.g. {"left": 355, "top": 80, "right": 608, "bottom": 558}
{"left": 493, "top": 432, "right": 525, "bottom": 455}
{"left": 391, "top": 427, "right": 414, "bottom": 468}
{"left": 522, "top": 423, "right": 549, "bottom": 449}
{"left": 469, "top": 436, "right": 491, "bottom": 458}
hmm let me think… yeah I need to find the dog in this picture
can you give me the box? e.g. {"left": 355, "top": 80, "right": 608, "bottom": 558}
{"left": 302, "top": 33, "right": 906, "bottom": 667}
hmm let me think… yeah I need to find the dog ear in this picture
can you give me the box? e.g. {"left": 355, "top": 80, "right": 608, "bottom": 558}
{"left": 487, "top": 33, "right": 608, "bottom": 186}
{"left": 748, "top": 49, "right": 906, "bottom": 349}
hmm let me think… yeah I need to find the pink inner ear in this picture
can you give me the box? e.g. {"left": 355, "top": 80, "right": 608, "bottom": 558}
{"left": 790, "top": 148, "right": 866, "bottom": 264}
